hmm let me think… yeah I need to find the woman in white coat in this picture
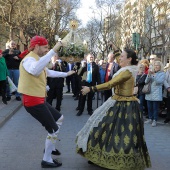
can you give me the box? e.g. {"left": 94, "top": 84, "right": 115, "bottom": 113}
{"left": 145, "top": 61, "right": 165, "bottom": 127}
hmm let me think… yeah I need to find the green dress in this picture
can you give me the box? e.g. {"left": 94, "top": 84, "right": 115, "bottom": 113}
{"left": 0, "top": 56, "right": 8, "bottom": 81}
{"left": 76, "top": 66, "right": 151, "bottom": 170}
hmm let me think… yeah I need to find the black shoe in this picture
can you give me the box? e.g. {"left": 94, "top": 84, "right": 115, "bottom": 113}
{"left": 55, "top": 108, "right": 61, "bottom": 112}
{"left": 53, "top": 159, "right": 62, "bottom": 165}
{"left": 66, "top": 91, "right": 70, "bottom": 93}
{"left": 88, "top": 160, "right": 94, "bottom": 164}
{"left": 74, "top": 97, "right": 79, "bottom": 100}
{"left": 52, "top": 149, "right": 61, "bottom": 155}
{"left": 76, "top": 111, "right": 83, "bottom": 116}
{"left": 72, "top": 94, "right": 76, "bottom": 97}
{"left": 164, "top": 118, "right": 170, "bottom": 123}
{"left": 76, "top": 107, "right": 80, "bottom": 111}
{"left": 6, "top": 96, "right": 11, "bottom": 101}
{"left": 88, "top": 111, "right": 93, "bottom": 115}
{"left": 145, "top": 115, "right": 149, "bottom": 119}
{"left": 16, "top": 96, "right": 21, "bottom": 101}
{"left": 41, "top": 160, "right": 62, "bottom": 168}
{"left": 43, "top": 149, "right": 61, "bottom": 156}
{"left": 2, "top": 98, "right": 7, "bottom": 105}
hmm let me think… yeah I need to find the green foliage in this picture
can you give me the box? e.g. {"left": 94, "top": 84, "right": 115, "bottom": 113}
{"left": 60, "top": 43, "right": 85, "bottom": 58}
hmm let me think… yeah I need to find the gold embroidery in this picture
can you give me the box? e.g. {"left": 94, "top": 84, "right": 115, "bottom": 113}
{"left": 129, "top": 123, "right": 133, "bottom": 132}
{"left": 102, "top": 131, "right": 106, "bottom": 142}
{"left": 76, "top": 98, "right": 151, "bottom": 170}
{"left": 124, "top": 135, "right": 130, "bottom": 146}
{"left": 78, "top": 141, "right": 151, "bottom": 170}
{"left": 121, "top": 125, "right": 124, "bottom": 132}
{"left": 118, "top": 112, "right": 122, "bottom": 118}
{"left": 102, "top": 122, "right": 106, "bottom": 128}
{"left": 127, "top": 102, "right": 130, "bottom": 106}
{"left": 109, "top": 123, "right": 113, "bottom": 130}
{"left": 114, "top": 134, "right": 120, "bottom": 146}
{"left": 133, "top": 135, "right": 137, "bottom": 145}
{"left": 94, "top": 131, "right": 99, "bottom": 139}
{"left": 133, "top": 112, "right": 137, "bottom": 119}
{"left": 108, "top": 135, "right": 112, "bottom": 145}
{"left": 47, "top": 136, "right": 58, "bottom": 143}
{"left": 109, "top": 111, "right": 113, "bottom": 116}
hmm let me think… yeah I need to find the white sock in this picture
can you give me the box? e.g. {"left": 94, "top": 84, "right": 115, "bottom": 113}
{"left": 51, "top": 115, "right": 64, "bottom": 151}
{"left": 56, "top": 115, "right": 64, "bottom": 131}
{"left": 43, "top": 134, "right": 55, "bottom": 163}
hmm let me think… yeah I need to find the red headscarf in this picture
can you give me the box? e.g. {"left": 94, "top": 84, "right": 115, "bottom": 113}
{"left": 19, "top": 49, "right": 29, "bottom": 59}
{"left": 18, "top": 36, "right": 48, "bottom": 59}
{"left": 29, "top": 36, "right": 48, "bottom": 49}
{"left": 0, "top": 50, "right": 2, "bottom": 55}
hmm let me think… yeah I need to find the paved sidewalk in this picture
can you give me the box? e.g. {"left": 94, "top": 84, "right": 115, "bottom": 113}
{"left": 0, "top": 95, "right": 22, "bottom": 128}
{"left": 0, "top": 90, "right": 170, "bottom": 170}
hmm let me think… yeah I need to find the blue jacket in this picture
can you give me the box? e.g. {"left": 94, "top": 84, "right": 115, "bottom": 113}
{"left": 99, "top": 66, "right": 106, "bottom": 83}
{"left": 66, "top": 63, "right": 74, "bottom": 72}
{"left": 145, "top": 71, "right": 165, "bottom": 101}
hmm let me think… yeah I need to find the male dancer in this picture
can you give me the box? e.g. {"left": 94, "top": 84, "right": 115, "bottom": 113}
{"left": 18, "top": 36, "right": 74, "bottom": 168}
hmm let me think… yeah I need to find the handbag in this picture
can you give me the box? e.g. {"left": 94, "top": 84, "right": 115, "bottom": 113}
{"left": 7, "top": 76, "right": 17, "bottom": 93}
{"left": 142, "top": 81, "right": 151, "bottom": 94}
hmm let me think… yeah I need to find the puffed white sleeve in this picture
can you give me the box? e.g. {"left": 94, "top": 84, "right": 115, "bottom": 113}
{"left": 22, "top": 49, "right": 56, "bottom": 76}
{"left": 46, "top": 68, "right": 68, "bottom": 78}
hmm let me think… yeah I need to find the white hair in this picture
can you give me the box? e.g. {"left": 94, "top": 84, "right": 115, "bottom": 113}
{"left": 154, "top": 61, "right": 164, "bottom": 71}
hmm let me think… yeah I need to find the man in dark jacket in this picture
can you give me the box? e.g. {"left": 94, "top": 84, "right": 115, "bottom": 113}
{"left": 46, "top": 55, "right": 66, "bottom": 111}
{"left": 65, "top": 57, "right": 75, "bottom": 94}
{"left": 76, "top": 53, "right": 101, "bottom": 116}
{"left": 73, "top": 61, "right": 81, "bottom": 100}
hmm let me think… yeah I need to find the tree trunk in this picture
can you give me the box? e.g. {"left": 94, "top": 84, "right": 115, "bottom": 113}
{"left": 9, "top": 26, "right": 14, "bottom": 40}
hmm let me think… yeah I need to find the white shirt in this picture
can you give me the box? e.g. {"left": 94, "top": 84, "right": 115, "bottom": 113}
{"left": 22, "top": 49, "right": 67, "bottom": 78}
{"left": 68, "top": 63, "right": 72, "bottom": 71}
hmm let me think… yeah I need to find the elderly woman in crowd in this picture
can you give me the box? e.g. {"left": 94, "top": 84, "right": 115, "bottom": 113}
{"left": 145, "top": 60, "right": 165, "bottom": 127}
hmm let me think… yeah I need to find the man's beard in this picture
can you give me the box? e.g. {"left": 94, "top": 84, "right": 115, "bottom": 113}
{"left": 38, "top": 50, "right": 46, "bottom": 57}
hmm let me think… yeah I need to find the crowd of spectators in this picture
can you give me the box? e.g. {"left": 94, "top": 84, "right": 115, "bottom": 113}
{"left": 0, "top": 40, "right": 170, "bottom": 126}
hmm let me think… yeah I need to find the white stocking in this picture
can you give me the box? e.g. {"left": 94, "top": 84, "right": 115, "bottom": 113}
{"left": 52, "top": 115, "right": 64, "bottom": 151}
{"left": 43, "top": 130, "right": 59, "bottom": 163}
{"left": 56, "top": 115, "right": 64, "bottom": 131}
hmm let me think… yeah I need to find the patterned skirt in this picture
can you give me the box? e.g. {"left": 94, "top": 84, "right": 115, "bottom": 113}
{"left": 76, "top": 99, "right": 151, "bottom": 170}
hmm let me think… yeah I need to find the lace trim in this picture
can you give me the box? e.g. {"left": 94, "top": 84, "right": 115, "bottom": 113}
{"left": 76, "top": 97, "right": 116, "bottom": 152}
